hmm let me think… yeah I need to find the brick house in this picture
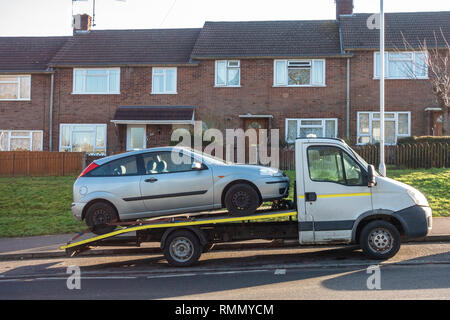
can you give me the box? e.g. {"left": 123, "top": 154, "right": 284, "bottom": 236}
{"left": 0, "top": 0, "right": 448, "bottom": 155}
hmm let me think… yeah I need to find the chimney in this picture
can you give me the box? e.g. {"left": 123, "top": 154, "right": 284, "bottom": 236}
{"left": 335, "top": 0, "right": 353, "bottom": 20}
{"left": 73, "top": 14, "right": 92, "bottom": 34}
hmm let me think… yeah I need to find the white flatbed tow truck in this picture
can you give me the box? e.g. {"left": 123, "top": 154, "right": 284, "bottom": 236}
{"left": 61, "top": 137, "right": 432, "bottom": 266}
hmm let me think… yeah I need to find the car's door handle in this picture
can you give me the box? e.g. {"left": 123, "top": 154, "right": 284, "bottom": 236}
{"left": 145, "top": 178, "right": 158, "bottom": 183}
{"left": 305, "top": 192, "right": 317, "bottom": 202}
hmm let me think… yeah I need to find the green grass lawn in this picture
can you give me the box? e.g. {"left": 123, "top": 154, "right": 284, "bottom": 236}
{"left": 0, "top": 168, "right": 448, "bottom": 237}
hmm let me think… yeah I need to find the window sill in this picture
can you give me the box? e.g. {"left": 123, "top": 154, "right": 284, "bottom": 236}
{"left": 151, "top": 92, "right": 178, "bottom": 95}
{"left": 272, "top": 85, "right": 327, "bottom": 88}
{"left": 214, "top": 85, "right": 241, "bottom": 88}
{"left": 372, "top": 77, "right": 429, "bottom": 80}
{"left": 0, "top": 98, "right": 31, "bottom": 101}
{"left": 71, "top": 92, "right": 121, "bottom": 95}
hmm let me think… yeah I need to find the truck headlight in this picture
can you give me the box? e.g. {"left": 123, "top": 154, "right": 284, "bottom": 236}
{"left": 407, "top": 189, "right": 429, "bottom": 207}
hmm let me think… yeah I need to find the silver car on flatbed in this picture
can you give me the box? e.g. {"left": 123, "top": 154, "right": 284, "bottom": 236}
{"left": 72, "top": 147, "right": 290, "bottom": 234}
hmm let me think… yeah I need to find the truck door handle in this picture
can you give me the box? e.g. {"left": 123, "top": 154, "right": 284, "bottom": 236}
{"left": 305, "top": 192, "right": 317, "bottom": 202}
{"left": 145, "top": 178, "right": 158, "bottom": 183}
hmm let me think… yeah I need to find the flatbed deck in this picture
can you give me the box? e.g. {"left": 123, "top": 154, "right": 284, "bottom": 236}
{"left": 61, "top": 209, "right": 298, "bottom": 256}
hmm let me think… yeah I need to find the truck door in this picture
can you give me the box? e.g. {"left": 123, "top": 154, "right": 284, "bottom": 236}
{"left": 302, "top": 144, "right": 372, "bottom": 243}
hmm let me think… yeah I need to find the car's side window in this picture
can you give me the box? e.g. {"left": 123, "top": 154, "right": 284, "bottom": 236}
{"left": 88, "top": 156, "right": 139, "bottom": 177}
{"left": 141, "top": 151, "right": 195, "bottom": 175}
{"left": 307, "top": 146, "right": 363, "bottom": 186}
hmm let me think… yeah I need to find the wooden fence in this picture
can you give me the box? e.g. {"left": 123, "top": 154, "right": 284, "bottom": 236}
{"left": 279, "top": 143, "right": 450, "bottom": 170}
{"left": 0, "top": 152, "right": 83, "bottom": 176}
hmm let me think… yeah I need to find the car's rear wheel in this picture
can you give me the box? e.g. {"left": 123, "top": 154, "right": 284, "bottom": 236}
{"left": 85, "top": 201, "right": 118, "bottom": 235}
{"left": 224, "top": 183, "right": 259, "bottom": 216}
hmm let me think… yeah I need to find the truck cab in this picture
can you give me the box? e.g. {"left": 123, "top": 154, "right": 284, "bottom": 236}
{"left": 295, "top": 137, "right": 432, "bottom": 259}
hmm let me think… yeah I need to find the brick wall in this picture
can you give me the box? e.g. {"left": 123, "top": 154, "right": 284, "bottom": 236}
{"left": 51, "top": 58, "right": 348, "bottom": 153}
{"left": 0, "top": 74, "right": 51, "bottom": 150}
{"left": 349, "top": 51, "right": 438, "bottom": 144}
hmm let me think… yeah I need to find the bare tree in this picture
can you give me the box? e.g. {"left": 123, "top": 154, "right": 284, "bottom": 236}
{"left": 400, "top": 29, "right": 450, "bottom": 135}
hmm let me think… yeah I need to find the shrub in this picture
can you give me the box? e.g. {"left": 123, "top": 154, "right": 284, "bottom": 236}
{"left": 397, "top": 136, "right": 450, "bottom": 144}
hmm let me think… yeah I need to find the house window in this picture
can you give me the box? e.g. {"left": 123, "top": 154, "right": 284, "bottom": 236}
{"left": 0, "top": 75, "right": 31, "bottom": 100}
{"left": 0, "top": 130, "right": 42, "bottom": 151}
{"left": 357, "top": 112, "right": 410, "bottom": 145}
{"left": 126, "top": 125, "right": 146, "bottom": 151}
{"left": 286, "top": 118, "right": 337, "bottom": 143}
{"left": 215, "top": 60, "right": 240, "bottom": 86}
{"left": 73, "top": 68, "right": 120, "bottom": 94}
{"left": 152, "top": 68, "right": 177, "bottom": 94}
{"left": 374, "top": 51, "right": 428, "bottom": 79}
{"left": 274, "top": 60, "right": 325, "bottom": 87}
{"left": 60, "top": 124, "right": 107, "bottom": 155}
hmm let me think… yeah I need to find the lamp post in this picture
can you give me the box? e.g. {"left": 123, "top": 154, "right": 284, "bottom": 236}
{"left": 379, "top": 0, "right": 386, "bottom": 176}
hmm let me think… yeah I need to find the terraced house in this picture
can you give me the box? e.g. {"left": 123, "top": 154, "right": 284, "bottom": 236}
{"left": 0, "top": 0, "right": 448, "bottom": 155}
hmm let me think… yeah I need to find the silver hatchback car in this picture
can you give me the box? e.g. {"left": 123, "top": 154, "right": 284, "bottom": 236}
{"left": 72, "top": 147, "right": 289, "bottom": 234}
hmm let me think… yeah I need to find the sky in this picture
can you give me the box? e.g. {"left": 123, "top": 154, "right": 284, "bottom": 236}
{"left": 0, "top": 0, "right": 449, "bottom": 36}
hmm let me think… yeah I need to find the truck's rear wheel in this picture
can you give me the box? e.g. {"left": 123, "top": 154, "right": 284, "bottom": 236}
{"left": 85, "top": 202, "right": 118, "bottom": 235}
{"left": 163, "top": 230, "right": 202, "bottom": 267}
{"left": 224, "top": 183, "right": 259, "bottom": 216}
{"left": 360, "top": 220, "right": 401, "bottom": 260}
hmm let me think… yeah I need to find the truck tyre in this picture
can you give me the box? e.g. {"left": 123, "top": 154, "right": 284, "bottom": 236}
{"left": 163, "top": 230, "right": 202, "bottom": 267}
{"left": 85, "top": 202, "right": 118, "bottom": 235}
{"left": 360, "top": 220, "right": 401, "bottom": 260}
{"left": 224, "top": 183, "right": 259, "bottom": 216}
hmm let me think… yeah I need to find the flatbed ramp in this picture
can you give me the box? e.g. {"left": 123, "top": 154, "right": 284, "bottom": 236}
{"left": 60, "top": 210, "right": 298, "bottom": 258}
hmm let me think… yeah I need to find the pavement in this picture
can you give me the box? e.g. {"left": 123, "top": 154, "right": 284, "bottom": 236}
{"left": 0, "top": 216, "right": 449, "bottom": 261}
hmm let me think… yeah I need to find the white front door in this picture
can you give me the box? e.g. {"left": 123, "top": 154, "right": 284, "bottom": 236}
{"left": 302, "top": 143, "right": 372, "bottom": 243}
{"left": 126, "top": 125, "right": 146, "bottom": 151}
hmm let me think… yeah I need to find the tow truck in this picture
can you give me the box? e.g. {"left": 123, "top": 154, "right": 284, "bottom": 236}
{"left": 61, "top": 137, "right": 432, "bottom": 266}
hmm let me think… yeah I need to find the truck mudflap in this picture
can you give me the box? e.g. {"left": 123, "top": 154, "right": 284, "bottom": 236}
{"left": 392, "top": 205, "right": 432, "bottom": 239}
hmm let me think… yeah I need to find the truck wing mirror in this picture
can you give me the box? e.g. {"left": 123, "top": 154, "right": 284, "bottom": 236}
{"left": 367, "top": 165, "right": 376, "bottom": 187}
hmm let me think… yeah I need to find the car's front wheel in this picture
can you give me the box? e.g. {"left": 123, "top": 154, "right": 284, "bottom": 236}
{"left": 224, "top": 183, "right": 260, "bottom": 216}
{"left": 85, "top": 201, "right": 118, "bottom": 235}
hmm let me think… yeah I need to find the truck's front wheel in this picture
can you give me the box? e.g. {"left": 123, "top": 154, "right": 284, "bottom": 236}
{"left": 360, "top": 220, "right": 401, "bottom": 260}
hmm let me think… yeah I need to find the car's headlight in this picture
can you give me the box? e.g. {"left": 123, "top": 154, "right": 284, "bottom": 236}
{"left": 407, "top": 189, "right": 429, "bottom": 206}
{"left": 259, "top": 168, "right": 283, "bottom": 177}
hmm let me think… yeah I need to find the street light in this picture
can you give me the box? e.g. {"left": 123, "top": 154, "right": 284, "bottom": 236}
{"left": 379, "top": 0, "right": 386, "bottom": 176}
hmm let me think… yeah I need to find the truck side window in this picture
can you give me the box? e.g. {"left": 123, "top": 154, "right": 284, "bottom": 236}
{"left": 307, "top": 146, "right": 345, "bottom": 184}
{"left": 307, "top": 146, "right": 363, "bottom": 186}
{"left": 342, "top": 152, "right": 363, "bottom": 185}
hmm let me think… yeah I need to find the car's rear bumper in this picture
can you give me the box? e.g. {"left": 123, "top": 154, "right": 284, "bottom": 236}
{"left": 71, "top": 202, "right": 86, "bottom": 221}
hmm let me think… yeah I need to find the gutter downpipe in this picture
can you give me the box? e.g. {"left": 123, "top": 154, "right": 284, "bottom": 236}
{"left": 49, "top": 69, "right": 54, "bottom": 151}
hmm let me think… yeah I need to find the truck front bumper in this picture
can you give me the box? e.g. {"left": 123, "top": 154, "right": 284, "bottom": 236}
{"left": 393, "top": 205, "right": 432, "bottom": 239}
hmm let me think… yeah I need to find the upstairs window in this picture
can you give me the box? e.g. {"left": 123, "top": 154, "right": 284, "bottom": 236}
{"left": 374, "top": 51, "right": 428, "bottom": 79}
{"left": 0, "top": 75, "right": 31, "bottom": 100}
{"left": 274, "top": 59, "right": 325, "bottom": 87}
{"left": 73, "top": 68, "right": 120, "bottom": 94}
{"left": 215, "top": 60, "right": 240, "bottom": 87}
{"left": 152, "top": 68, "right": 177, "bottom": 94}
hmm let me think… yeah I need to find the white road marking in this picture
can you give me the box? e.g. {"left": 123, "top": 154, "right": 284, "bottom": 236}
{"left": 274, "top": 269, "right": 286, "bottom": 275}
{"left": 147, "top": 273, "right": 197, "bottom": 279}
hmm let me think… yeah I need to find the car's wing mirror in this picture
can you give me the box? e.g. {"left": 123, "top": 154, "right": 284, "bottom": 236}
{"left": 367, "top": 165, "right": 376, "bottom": 187}
{"left": 192, "top": 161, "right": 203, "bottom": 170}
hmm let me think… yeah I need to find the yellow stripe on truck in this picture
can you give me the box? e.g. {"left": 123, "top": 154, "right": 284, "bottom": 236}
{"left": 299, "top": 192, "right": 371, "bottom": 199}
{"left": 60, "top": 211, "right": 298, "bottom": 250}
